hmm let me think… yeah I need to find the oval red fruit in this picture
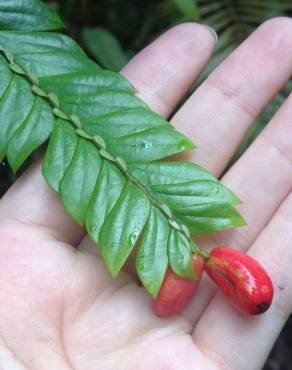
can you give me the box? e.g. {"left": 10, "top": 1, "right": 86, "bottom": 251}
{"left": 152, "top": 255, "right": 205, "bottom": 317}
{"left": 205, "top": 247, "right": 274, "bottom": 315}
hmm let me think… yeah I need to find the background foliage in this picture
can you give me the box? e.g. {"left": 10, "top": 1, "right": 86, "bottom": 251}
{"left": 1, "top": 1, "right": 291, "bottom": 368}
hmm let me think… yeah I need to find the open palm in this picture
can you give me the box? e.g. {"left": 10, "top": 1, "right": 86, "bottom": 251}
{"left": 0, "top": 18, "right": 292, "bottom": 370}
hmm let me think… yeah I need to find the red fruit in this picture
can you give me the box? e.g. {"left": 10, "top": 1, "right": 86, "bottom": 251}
{"left": 205, "top": 247, "right": 274, "bottom": 315}
{"left": 153, "top": 255, "right": 205, "bottom": 317}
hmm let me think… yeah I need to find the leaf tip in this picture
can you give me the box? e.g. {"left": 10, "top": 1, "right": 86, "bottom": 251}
{"left": 232, "top": 209, "right": 247, "bottom": 228}
{"left": 238, "top": 215, "right": 247, "bottom": 227}
{"left": 229, "top": 190, "right": 243, "bottom": 206}
{"left": 107, "top": 263, "right": 121, "bottom": 278}
{"left": 181, "top": 137, "right": 196, "bottom": 151}
{"left": 7, "top": 159, "right": 19, "bottom": 176}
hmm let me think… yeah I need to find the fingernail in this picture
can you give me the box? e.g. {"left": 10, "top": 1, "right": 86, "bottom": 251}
{"left": 203, "top": 25, "right": 218, "bottom": 43}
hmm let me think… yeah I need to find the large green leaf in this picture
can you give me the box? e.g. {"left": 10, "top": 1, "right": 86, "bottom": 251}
{"left": 40, "top": 70, "right": 135, "bottom": 96}
{"left": 0, "top": 32, "right": 99, "bottom": 77}
{"left": 0, "top": 0, "right": 245, "bottom": 296}
{"left": 0, "top": 0, "right": 64, "bottom": 31}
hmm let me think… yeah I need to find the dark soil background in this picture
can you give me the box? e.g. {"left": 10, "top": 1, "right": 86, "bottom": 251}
{"left": 1, "top": 1, "right": 292, "bottom": 368}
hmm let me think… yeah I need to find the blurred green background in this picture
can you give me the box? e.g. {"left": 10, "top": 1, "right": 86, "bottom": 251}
{"left": 1, "top": 1, "right": 292, "bottom": 368}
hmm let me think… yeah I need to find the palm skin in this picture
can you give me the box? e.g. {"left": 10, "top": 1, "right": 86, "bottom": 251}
{"left": 0, "top": 18, "right": 292, "bottom": 370}
{"left": 0, "top": 217, "right": 205, "bottom": 369}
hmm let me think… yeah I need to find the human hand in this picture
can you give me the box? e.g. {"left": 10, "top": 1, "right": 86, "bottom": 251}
{"left": 0, "top": 18, "right": 291, "bottom": 370}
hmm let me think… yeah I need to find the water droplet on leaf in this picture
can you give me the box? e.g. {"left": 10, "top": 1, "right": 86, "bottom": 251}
{"left": 142, "top": 140, "right": 152, "bottom": 149}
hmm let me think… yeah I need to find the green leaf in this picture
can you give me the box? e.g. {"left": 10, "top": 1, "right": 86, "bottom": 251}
{"left": 60, "top": 139, "right": 103, "bottom": 224}
{"left": 40, "top": 70, "right": 135, "bottom": 96}
{"left": 86, "top": 160, "right": 126, "bottom": 243}
{"left": 128, "top": 161, "right": 243, "bottom": 232}
{"left": 128, "top": 161, "right": 217, "bottom": 186}
{"left": 168, "top": 228, "right": 194, "bottom": 279}
{"left": 151, "top": 180, "right": 240, "bottom": 208}
{"left": 0, "top": 74, "right": 33, "bottom": 162}
{"left": 0, "top": 56, "right": 12, "bottom": 96}
{"left": 107, "top": 126, "right": 195, "bottom": 162}
{"left": 41, "top": 72, "right": 190, "bottom": 163}
{"left": 99, "top": 182, "right": 150, "bottom": 276}
{"left": 83, "top": 109, "right": 167, "bottom": 138}
{"left": 175, "top": 202, "right": 246, "bottom": 233}
{"left": 0, "top": 32, "right": 99, "bottom": 77}
{"left": 43, "top": 119, "right": 78, "bottom": 192}
{"left": 7, "top": 97, "right": 54, "bottom": 172}
{"left": 0, "top": 0, "right": 64, "bottom": 31}
{"left": 59, "top": 90, "right": 147, "bottom": 119}
{"left": 82, "top": 27, "right": 128, "bottom": 71}
{"left": 136, "top": 207, "right": 169, "bottom": 298}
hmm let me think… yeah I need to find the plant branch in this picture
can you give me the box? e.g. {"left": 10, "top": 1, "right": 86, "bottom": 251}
{"left": 0, "top": 47, "right": 210, "bottom": 261}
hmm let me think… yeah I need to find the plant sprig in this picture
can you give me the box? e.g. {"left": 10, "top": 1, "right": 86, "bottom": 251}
{"left": 0, "top": 0, "right": 245, "bottom": 298}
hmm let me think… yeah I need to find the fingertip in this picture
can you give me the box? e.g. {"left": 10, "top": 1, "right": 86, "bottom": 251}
{"left": 159, "top": 22, "right": 217, "bottom": 50}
